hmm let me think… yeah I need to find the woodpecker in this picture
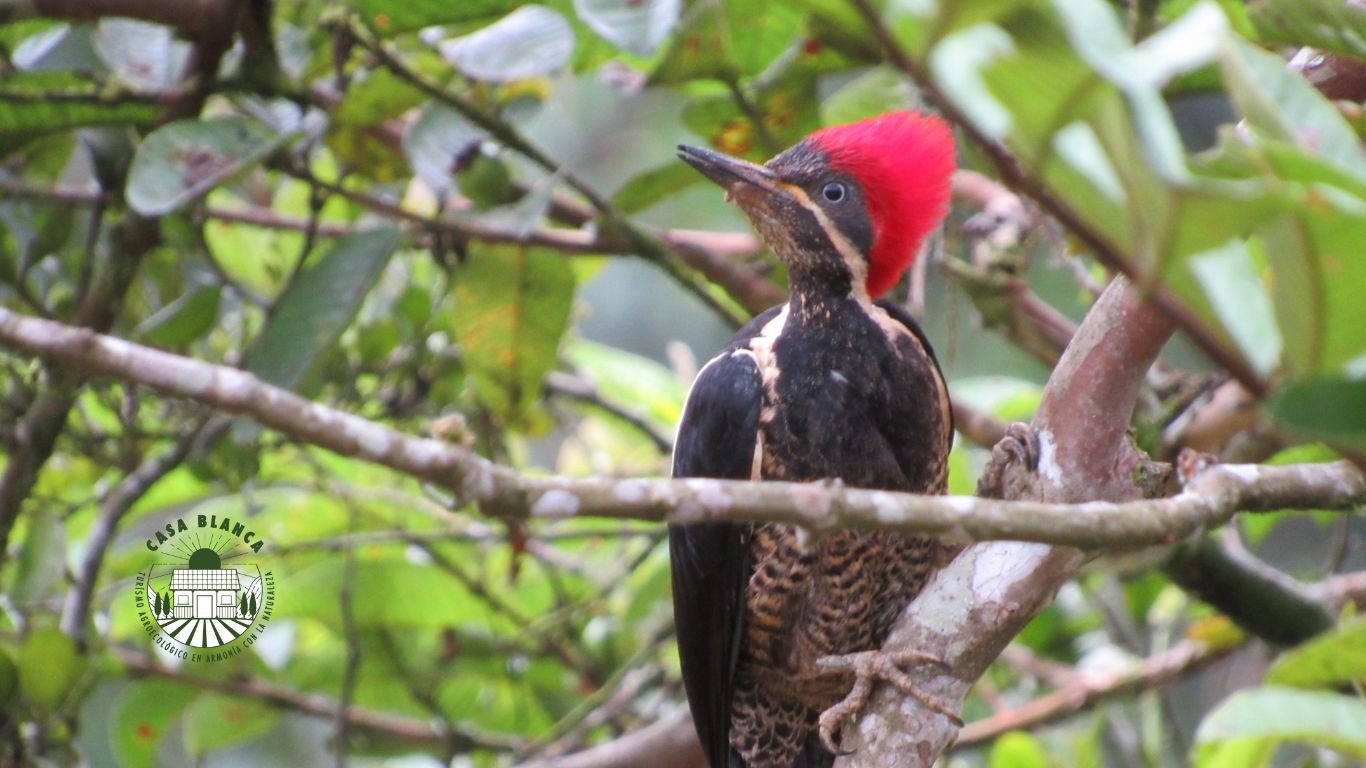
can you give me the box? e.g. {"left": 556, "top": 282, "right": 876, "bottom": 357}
{"left": 669, "top": 112, "right": 957, "bottom": 768}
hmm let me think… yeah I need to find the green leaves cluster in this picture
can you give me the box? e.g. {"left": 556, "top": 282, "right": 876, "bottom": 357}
{"left": 1195, "top": 620, "right": 1366, "bottom": 766}
{"left": 887, "top": 0, "right": 1366, "bottom": 448}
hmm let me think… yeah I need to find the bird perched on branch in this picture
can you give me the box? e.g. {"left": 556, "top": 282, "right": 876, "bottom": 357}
{"left": 669, "top": 112, "right": 957, "bottom": 768}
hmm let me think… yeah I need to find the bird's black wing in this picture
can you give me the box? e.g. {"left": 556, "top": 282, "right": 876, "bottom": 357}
{"left": 669, "top": 347, "right": 764, "bottom": 768}
{"left": 876, "top": 299, "right": 954, "bottom": 465}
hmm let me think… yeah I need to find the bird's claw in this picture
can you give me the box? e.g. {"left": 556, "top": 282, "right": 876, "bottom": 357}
{"left": 998, "top": 422, "right": 1039, "bottom": 471}
{"left": 976, "top": 422, "right": 1038, "bottom": 500}
{"left": 815, "top": 649, "right": 961, "bottom": 755}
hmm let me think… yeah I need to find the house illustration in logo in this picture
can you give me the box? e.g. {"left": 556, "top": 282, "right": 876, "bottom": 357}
{"left": 139, "top": 517, "right": 274, "bottom": 655}
{"left": 147, "top": 543, "right": 263, "bottom": 649}
{"left": 170, "top": 548, "right": 241, "bottom": 619}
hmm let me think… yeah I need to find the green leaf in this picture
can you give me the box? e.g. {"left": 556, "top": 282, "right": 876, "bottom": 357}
{"left": 1248, "top": 0, "right": 1366, "bottom": 61}
{"left": 1193, "top": 737, "right": 1276, "bottom": 768}
{"left": 0, "top": 72, "right": 158, "bottom": 152}
{"left": 9, "top": 512, "right": 64, "bottom": 606}
{"left": 887, "top": 0, "right": 1027, "bottom": 60}
{"left": 182, "top": 692, "right": 280, "bottom": 756}
{"left": 1195, "top": 686, "right": 1366, "bottom": 760}
{"left": 1265, "top": 377, "right": 1366, "bottom": 451}
{"left": 821, "top": 66, "right": 918, "bottom": 126}
{"left": 1187, "top": 240, "right": 1280, "bottom": 376}
{"left": 1219, "top": 38, "right": 1366, "bottom": 183}
{"left": 1259, "top": 189, "right": 1366, "bottom": 377}
{"left": 949, "top": 376, "right": 1043, "bottom": 423}
{"left": 1267, "top": 618, "right": 1366, "bottom": 689}
{"left": 574, "top": 0, "right": 679, "bottom": 57}
{"left": 457, "top": 151, "right": 516, "bottom": 209}
{"left": 1197, "top": 131, "right": 1366, "bottom": 200}
{"left": 126, "top": 118, "right": 290, "bottom": 216}
{"left": 610, "top": 162, "right": 703, "bottom": 214}
{"left": 245, "top": 228, "right": 401, "bottom": 392}
{"left": 18, "top": 628, "right": 83, "bottom": 712}
{"left": 566, "top": 339, "right": 686, "bottom": 428}
{"left": 990, "top": 730, "right": 1050, "bottom": 768}
{"left": 453, "top": 246, "right": 575, "bottom": 423}
{"left": 326, "top": 69, "right": 426, "bottom": 182}
{"left": 348, "top": 0, "right": 511, "bottom": 34}
{"left": 681, "top": 57, "right": 826, "bottom": 159}
{"left": 651, "top": 0, "right": 805, "bottom": 83}
{"left": 135, "top": 283, "right": 222, "bottom": 348}
{"left": 439, "top": 6, "right": 575, "bottom": 82}
{"left": 280, "top": 559, "right": 488, "bottom": 628}
{"left": 111, "top": 681, "right": 195, "bottom": 768}
{"left": 0, "top": 648, "right": 14, "bottom": 712}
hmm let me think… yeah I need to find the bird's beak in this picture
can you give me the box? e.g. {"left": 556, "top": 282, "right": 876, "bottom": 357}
{"left": 677, "top": 145, "right": 782, "bottom": 202}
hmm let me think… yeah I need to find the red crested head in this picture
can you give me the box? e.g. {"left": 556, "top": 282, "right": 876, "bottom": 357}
{"left": 808, "top": 111, "right": 955, "bottom": 298}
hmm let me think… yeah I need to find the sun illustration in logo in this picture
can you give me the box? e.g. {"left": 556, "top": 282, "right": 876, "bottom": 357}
{"left": 141, "top": 531, "right": 269, "bottom": 651}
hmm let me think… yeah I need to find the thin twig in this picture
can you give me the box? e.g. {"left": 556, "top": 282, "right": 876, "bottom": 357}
{"left": 341, "top": 19, "right": 748, "bottom": 327}
{"left": 951, "top": 401, "right": 1009, "bottom": 450}
{"left": 335, "top": 502, "right": 361, "bottom": 766}
{"left": 723, "top": 77, "right": 779, "bottom": 156}
{"left": 111, "top": 645, "right": 522, "bottom": 752}
{"left": 546, "top": 371, "right": 672, "bottom": 454}
{"left": 60, "top": 415, "right": 225, "bottom": 644}
{"left": 519, "top": 624, "right": 672, "bottom": 759}
{"left": 512, "top": 705, "right": 704, "bottom": 768}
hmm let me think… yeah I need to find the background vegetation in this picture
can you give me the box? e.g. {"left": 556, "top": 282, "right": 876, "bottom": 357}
{"left": 0, "top": 0, "right": 1363, "bottom": 766}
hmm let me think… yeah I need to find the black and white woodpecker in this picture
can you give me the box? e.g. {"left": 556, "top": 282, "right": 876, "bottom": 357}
{"left": 669, "top": 111, "right": 957, "bottom": 768}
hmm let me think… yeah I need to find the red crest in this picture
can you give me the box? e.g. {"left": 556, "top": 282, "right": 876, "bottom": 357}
{"left": 808, "top": 112, "right": 955, "bottom": 298}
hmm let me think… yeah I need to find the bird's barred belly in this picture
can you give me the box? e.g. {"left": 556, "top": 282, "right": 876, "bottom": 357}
{"left": 739, "top": 523, "right": 937, "bottom": 709}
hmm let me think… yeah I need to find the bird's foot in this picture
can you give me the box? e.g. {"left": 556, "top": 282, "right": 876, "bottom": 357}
{"left": 976, "top": 422, "right": 1039, "bottom": 500}
{"left": 813, "top": 649, "right": 960, "bottom": 755}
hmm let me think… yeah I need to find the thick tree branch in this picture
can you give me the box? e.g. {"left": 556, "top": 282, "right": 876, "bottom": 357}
{"left": 836, "top": 276, "right": 1180, "bottom": 766}
{"left": 0, "top": 307, "right": 1359, "bottom": 551}
{"left": 1164, "top": 530, "right": 1335, "bottom": 645}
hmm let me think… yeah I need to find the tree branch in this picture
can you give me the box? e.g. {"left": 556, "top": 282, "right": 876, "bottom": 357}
{"left": 59, "top": 415, "right": 227, "bottom": 645}
{"left": 0, "top": 307, "right": 1358, "bottom": 550}
{"left": 273, "top": 164, "right": 776, "bottom": 318}
{"left": 0, "top": 0, "right": 224, "bottom": 36}
{"left": 956, "top": 558, "right": 1366, "bottom": 748}
{"left": 0, "top": 212, "right": 159, "bottom": 560}
{"left": 111, "top": 645, "right": 521, "bottom": 753}
{"left": 513, "top": 705, "right": 704, "bottom": 768}
{"left": 955, "top": 637, "right": 1240, "bottom": 748}
{"left": 836, "top": 276, "right": 1180, "bottom": 765}
{"left": 848, "top": 0, "right": 1269, "bottom": 398}
{"left": 339, "top": 19, "right": 749, "bottom": 328}
{"left": 1164, "top": 529, "right": 1335, "bottom": 645}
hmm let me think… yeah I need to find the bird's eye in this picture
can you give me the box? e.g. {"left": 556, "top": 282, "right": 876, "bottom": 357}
{"left": 821, "top": 182, "right": 846, "bottom": 203}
